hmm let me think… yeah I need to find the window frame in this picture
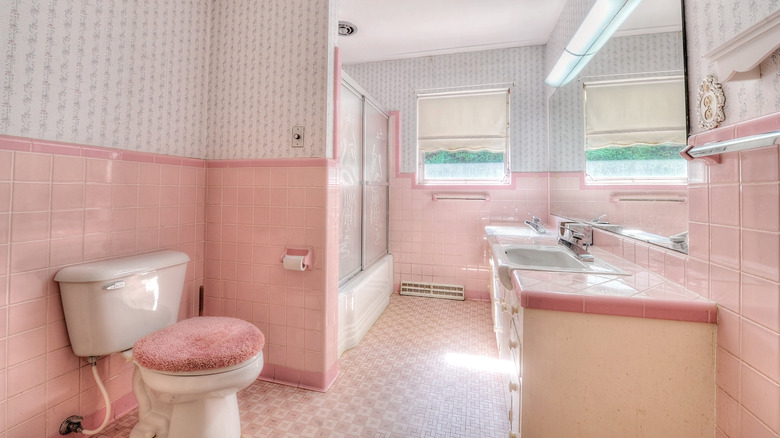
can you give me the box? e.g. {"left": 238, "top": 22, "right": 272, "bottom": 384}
{"left": 415, "top": 88, "right": 511, "bottom": 186}
{"left": 582, "top": 76, "right": 688, "bottom": 186}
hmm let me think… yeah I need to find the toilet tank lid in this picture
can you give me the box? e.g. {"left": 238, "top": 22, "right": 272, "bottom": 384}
{"left": 54, "top": 251, "right": 190, "bottom": 283}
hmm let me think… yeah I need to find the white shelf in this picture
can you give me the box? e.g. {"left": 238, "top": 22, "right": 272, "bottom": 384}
{"left": 705, "top": 9, "right": 780, "bottom": 81}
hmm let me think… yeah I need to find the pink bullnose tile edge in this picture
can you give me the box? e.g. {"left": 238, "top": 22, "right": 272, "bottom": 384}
{"left": 514, "top": 271, "right": 718, "bottom": 324}
{"left": 0, "top": 135, "right": 206, "bottom": 167}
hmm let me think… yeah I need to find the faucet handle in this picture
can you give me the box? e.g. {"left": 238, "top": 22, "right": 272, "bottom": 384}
{"left": 563, "top": 226, "right": 585, "bottom": 240}
{"left": 528, "top": 213, "right": 543, "bottom": 223}
{"left": 591, "top": 213, "right": 607, "bottom": 223}
{"left": 669, "top": 230, "right": 688, "bottom": 243}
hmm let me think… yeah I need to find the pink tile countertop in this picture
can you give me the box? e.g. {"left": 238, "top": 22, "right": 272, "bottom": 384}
{"left": 487, "top": 229, "right": 718, "bottom": 324}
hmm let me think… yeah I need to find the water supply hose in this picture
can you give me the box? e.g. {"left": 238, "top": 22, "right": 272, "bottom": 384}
{"left": 59, "top": 357, "right": 112, "bottom": 435}
{"left": 80, "top": 358, "right": 112, "bottom": 435}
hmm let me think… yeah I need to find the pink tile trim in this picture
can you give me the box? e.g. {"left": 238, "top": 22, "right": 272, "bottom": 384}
{"left": 643, "top": 298, "right": 718, "bottom": 324}
{"left": 392, "top": 111, "right": 403, "bottom": 178}
{"left": 80, "top": 146, "right": 120, "bottom": 160}
{"left": 687, "top": 111, "right": 780, "bottom": 160}
{"left": 465, "top": 289, "right": 490, "bottom": 301}
{"left": 0, "top": 136, "right": 32, "bottom": 151}
{"left": 0, "top": 135, "right": 207, "bottom": 168}
{"left": 583, "top": 294, "right": 645, "bottom": 318}
{"left": 207, "top": 160, "right": 231, "bottom": 168}
{"left": 520, "top": 288, "right": 717, "bottom": 324}
{"left": 206, "top": 158, "right": 335, "bottom": 168}
{"left": 520, "top": 290, "right": 585, "bottom": 313}
{"left": 121, "top": 151, "right": 156, "bottom": 163}
{"left": 689, "top": 125, "right": 738, "bottom": 147}
{"left": 154, "top": 155, "right": 182, "bottom": 166}
{"left": 515, "top": 272, "right": 717, "bottom": 324}
{"left": 31, "top": 140, "right": 81, "bottom": 156}
{"left": 734, "top": 111, "right": 780, "bottom": 138}
{"left": 180, "top": 158, "right": 205, "bottom": 168}
{"left": 298, "top": 361, "right": 339, "bottom": 392}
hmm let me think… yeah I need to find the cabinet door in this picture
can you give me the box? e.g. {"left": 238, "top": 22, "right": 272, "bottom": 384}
{"left": 510, "top": 318, "right": 523, "bottom": 437}
{"left": 508, "top": 372, "right": 521, "bottom": 437}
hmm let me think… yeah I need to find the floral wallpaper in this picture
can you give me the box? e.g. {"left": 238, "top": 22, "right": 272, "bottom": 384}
{"left": 207, "top": 0, "right": 335, "bottom": 160}
{"left": 343, "top": 47, "right": 548, "bottom": 173}
{"left": 686, "top": 0, "right": 780, "bottom": 133}
{"left": 0, "top": 0, "right": 212, "bottom": 158}
{"left": 0, "top": 0, "right": 336, "bottom": 161}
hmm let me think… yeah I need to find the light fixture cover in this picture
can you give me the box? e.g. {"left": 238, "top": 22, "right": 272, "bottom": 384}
{"left": 545, "top": 0, "right": 644, "bottom": 88}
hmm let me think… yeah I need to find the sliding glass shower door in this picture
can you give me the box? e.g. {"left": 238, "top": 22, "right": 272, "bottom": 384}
{"left": 339, "top": 78, "right": 389, "bottom": 283}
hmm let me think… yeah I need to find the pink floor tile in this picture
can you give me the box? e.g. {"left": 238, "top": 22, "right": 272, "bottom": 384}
{"left": 95, "top": 294, "right": 509, "bottom": 437}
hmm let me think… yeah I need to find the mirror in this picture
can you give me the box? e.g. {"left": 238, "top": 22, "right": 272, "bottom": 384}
{"left": 547, "top": 0, "right": 689, "bottom": 253}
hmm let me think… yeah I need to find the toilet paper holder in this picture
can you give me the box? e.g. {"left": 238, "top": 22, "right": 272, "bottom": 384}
{"left": 280, "top": 247, "right": 313, "bottom": 271}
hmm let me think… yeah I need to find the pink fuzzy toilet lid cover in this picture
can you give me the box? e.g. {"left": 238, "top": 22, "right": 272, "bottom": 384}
{"left": 133, "top": 316, "right": 265, "bottom": 373}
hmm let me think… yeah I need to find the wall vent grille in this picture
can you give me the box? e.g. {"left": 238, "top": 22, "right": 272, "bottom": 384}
{"left": 400, "top": 281, "right": 465, "bottom": 301}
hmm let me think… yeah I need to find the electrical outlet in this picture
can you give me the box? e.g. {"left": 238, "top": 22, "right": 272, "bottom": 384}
{"left": 292, "top": 126, "right": 304, "bottom": 148}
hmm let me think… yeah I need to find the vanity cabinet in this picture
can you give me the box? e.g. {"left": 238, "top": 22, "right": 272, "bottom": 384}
{"left": 490, "top": 266, "right": 523, "bottom": 437}
{"left": 488, "top": 253, "right": 717, "bottom": 438}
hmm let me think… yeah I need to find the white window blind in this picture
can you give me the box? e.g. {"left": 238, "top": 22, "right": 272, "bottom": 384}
{"left": 417, "top": 90, "right": 509, "bottom": 152}
{"left": 584, "top": 77, "right": 686, "bottom": 150}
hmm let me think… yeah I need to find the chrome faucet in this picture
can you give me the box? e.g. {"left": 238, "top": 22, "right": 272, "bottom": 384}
{"left": 669, "top": 230, "right": 688, "bottom": 243}
{"left": 524, "top": 214, "right": 546, "bottom": 234}
{"left": 558, "top": 222, "right": 594, "bottom": 262}
{"left": 591, "top": 213, "right": 608, "bottom": 223}
{"left": 669, "top": 230, "right": 689, "bottom": 251}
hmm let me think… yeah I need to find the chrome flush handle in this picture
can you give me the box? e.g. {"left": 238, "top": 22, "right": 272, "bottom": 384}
{"left": 102, "top": 281, "right": 125, "bottom": 290}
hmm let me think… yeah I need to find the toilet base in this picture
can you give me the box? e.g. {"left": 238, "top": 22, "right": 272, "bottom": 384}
{"left": 170, "top": 394, "right": 242, "bottom": 438}
{"left": 129, "top": 353, "right": 263, "bottom": 438}
{"left": 130, "top": 388, "right": 243, "bottom": 438}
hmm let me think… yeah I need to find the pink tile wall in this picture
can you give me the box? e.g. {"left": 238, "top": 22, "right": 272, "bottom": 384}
{"left": 202, "top": 161, "right": 338, "bottom": 391}
{"left": 389, "top": 173, "right": 549, "bottom": 300}
{"left": 687, "top": 113, "right": 780, "bottom": 438}
{"left": 0, "top": 135, "right": 206, "bottom": 437}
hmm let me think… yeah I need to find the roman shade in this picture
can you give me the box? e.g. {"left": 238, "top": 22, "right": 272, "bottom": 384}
{"left": 584, "top": 77, "right": 686, "bottom": 150}
{"left": 417, "top": 90, "right": 509, "bottom": 152}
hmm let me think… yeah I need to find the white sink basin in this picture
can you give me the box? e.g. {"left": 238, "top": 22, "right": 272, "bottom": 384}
{"left": 492, "top": 243, "right": 628, "bottom": 289}
{"left": 504, "top": 245, "right": 586, "bottom": 269}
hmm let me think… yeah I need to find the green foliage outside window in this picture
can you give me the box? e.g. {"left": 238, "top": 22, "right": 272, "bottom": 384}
{"left": 585, "top": 144, "right": 685, "bottom": 161}
{"left": 424, "top": 150, "right": 504, "bottom": 164}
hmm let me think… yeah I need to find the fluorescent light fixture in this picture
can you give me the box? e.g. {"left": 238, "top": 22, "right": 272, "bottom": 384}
{"left": 545, "top": 0, "right": 644, "bottom": 87}
{"left": 686, "top": 130, "right": 780, "bottom": 158}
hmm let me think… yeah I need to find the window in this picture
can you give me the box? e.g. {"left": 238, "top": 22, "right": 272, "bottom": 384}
{"left": 583, "top": 76, "right": 687, "bottom": 185}
{"left": 416, "top": 89, "right": 510, "bottom": 185}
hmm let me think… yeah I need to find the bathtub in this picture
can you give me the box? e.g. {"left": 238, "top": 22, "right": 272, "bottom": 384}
{"left": 338, "top": 254, "right": 394, "bottom": 356}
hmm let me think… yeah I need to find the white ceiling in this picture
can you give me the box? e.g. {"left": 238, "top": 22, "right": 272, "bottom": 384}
{"left": 337, "top": 0, "right": 683, "bottom": 65}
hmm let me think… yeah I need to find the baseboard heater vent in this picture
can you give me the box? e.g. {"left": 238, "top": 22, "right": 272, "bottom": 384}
{"left": 400, "top": 281, "right": 465, "bottom": 301}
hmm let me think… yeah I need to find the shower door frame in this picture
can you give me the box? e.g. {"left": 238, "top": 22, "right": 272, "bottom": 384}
{"left": 339, "top": 74, "right": 390, "bottom": 286}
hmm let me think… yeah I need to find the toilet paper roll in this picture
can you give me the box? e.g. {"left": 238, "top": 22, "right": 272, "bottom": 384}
{"left": 283, "top": 255, "right": 306, "bottom": 271}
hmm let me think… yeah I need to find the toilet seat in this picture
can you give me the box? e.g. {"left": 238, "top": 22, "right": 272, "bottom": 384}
{"left": 133, "top": 316, "right": 265, "bottom": 375}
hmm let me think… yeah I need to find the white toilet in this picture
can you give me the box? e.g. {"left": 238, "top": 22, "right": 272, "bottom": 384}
{"left": 55, "top": 250, "right": 265, "bottom": 438}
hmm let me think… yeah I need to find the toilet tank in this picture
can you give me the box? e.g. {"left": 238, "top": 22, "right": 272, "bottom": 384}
{"left": 54, "top": 250, "right": 190, "bottom": 357}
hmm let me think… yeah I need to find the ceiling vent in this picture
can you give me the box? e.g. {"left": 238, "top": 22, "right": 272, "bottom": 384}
{"left": 338, "top": 21, "right": 358, "bottom": 37}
